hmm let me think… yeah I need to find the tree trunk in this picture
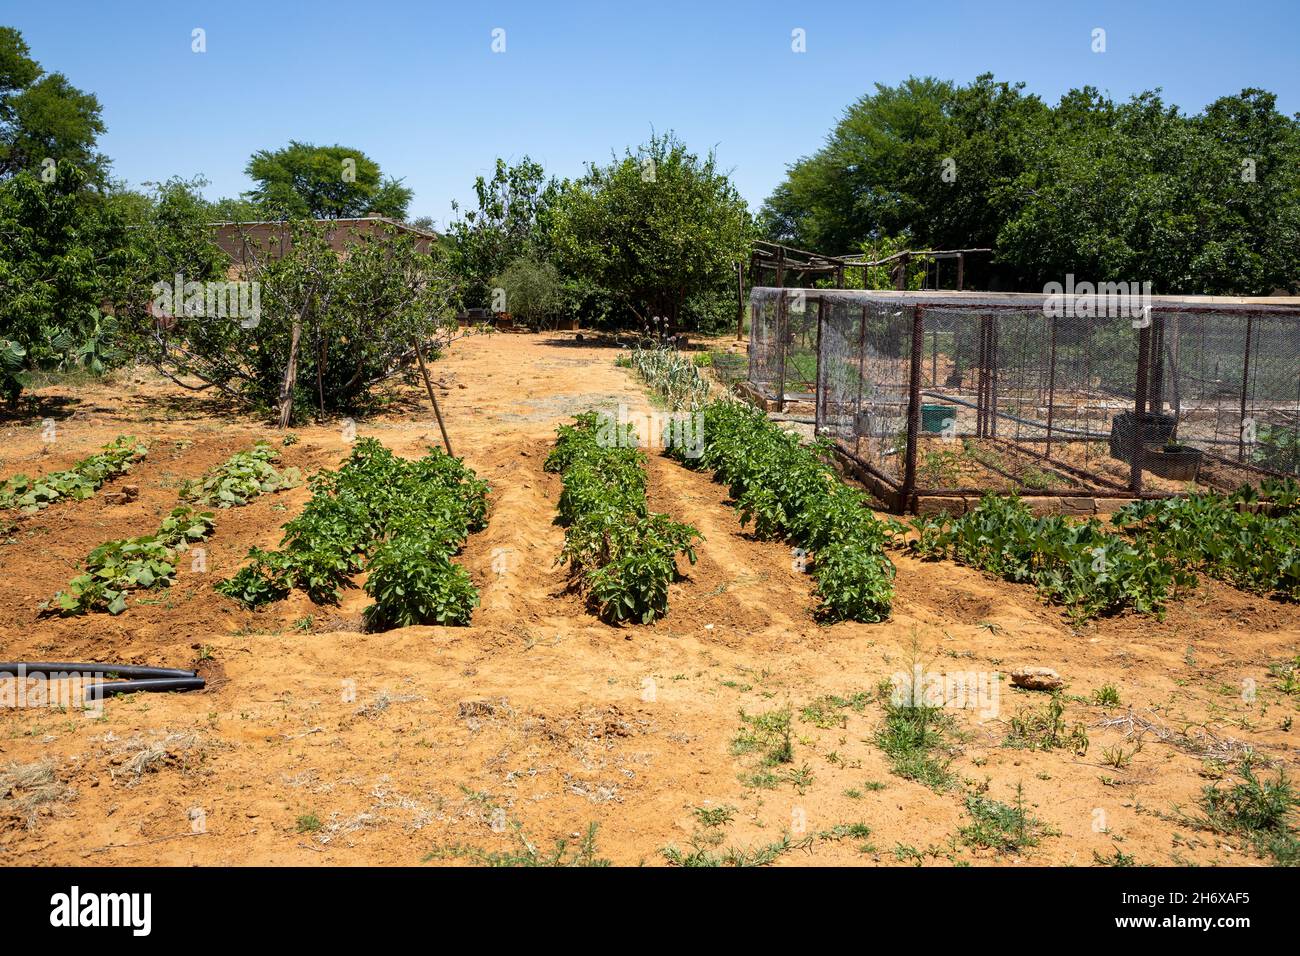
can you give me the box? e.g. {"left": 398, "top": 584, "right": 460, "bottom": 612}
{"left": 277, "top": 314, "right": 303, "bottom": 429}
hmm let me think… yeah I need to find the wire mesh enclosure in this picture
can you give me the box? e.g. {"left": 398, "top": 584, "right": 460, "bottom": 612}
{"left": 748, "top": 287, "right": 1300, "bottom": 511}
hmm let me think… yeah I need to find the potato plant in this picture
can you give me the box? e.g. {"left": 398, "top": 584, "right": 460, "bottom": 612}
{"left": 545, "top": 413, "right": 699, "bottom": 624}
{"left": 216, "top": 438, "right": 489, "bottom": 629}
{"left": 0, "top": 436, "right": 147, "bottom": 512}
{"left": 667, "top": 401, "right": 894, "bottom": 623}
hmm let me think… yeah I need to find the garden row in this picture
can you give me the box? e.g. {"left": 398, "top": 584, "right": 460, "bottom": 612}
{"left": 217, "top": 438, "right": 488, "bottom": 629}
{"left": 45, "top": 443, "right": 301, "bottom": 615}
{"left": 668, "top": 401, "right": 896, "bottom": 623}
{"left": 545, "top": 413, "right": 700, "bottom": 624}
{"left": 1, "top": 436, "right": 148, "bottom": 512}
{"left": 906, "top": 477, "right": 1300, "bottom": 620}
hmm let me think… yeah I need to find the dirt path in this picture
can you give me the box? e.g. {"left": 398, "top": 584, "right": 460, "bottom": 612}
{"left": 1, "top": 331, "right": 1296, "bottom": 867}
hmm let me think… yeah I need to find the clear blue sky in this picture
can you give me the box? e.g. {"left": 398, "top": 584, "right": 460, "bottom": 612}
{"left": 4, "top": 0, "right": 1297, "bottom": 228}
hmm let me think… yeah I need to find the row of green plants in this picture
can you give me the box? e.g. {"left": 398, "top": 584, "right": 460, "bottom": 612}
{"left": 906, "top": 495, "right": 1196, "bottom": 621}
{"left": 47, "top": 507, "right": 215, "bottom": 615}
{"left": 180, "top": 442, "right": 302, "bottom": 507}
{"left": 0, "top": 436, "right": 147, "bottom": 512}
{"left": 668, "top": 400, "right": 895, "bottom": 623}
{"left": 1113, "top": 478, "right": 1300, "bottom": 601}
{"left": 545, "top": 413, "right": 700, "bottom": 624}
{"left": 216, "top": 438, "right": 489, "bottom": 628}
{"left": 43, "top": 442, "right": 303, "bottom": 615}
{"left": 620, "top": 344, "right": 710, "bottom": 410}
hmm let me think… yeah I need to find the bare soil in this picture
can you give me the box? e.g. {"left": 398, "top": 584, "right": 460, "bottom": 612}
{"left": 0, "top": 331, "right": 1295, "bottom": 867}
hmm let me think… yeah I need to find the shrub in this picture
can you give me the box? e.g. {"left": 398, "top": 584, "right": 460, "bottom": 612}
{"left": 546, "top": 413, "right": 699, "bottom": 624}
{"left": 668, "top": 400, "right": 894, "bottom": 622}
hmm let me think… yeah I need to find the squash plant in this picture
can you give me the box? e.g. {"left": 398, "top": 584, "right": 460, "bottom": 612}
{"left": 180, "top": 442, "right": 301, "bottom": 507}
{"left": 48, "top": 506, "right": 215, "bottom": 615}
{"left": 0, "top": 436, "right": 147, "bottom": 512}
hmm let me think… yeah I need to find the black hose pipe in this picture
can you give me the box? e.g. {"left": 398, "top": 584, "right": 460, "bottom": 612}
{"left": 0, "top": 662, "right": 197, "bottom": 679}
{"left": 0, "top": 662, "right": 205, "bottom": 697}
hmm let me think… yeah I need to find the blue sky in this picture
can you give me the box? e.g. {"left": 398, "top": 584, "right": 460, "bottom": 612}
{"left": 4, "top": 0, "right": 1297, "bottom": 228}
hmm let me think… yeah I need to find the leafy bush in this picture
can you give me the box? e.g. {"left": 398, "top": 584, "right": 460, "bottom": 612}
{"left": 180, "top": 442, "right": 301, "bottom": 507}
{"left": 0, "top": 436, "right": 147, "bottom": 512}
{"left": 667, "top": 400, "right": 894, "bottom": 623}
{"left": 1114, "top": 481, "right": 1300, "bottom": 601}
{"left": 216, "top": 438, "right": 488, "bottom": 629}
{"left": 545, "top": 413, "right": 699, "bottom": 624}
{"left": 909, "top": 494, "right": 1194, "bottom": 620}
{"left": 48, "top": 507, "right": 214, "bottom": 615}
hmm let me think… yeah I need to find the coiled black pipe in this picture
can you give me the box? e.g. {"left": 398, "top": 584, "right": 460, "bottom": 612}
{"left": 0, "top": 662, "right": 205, "bottom": 697}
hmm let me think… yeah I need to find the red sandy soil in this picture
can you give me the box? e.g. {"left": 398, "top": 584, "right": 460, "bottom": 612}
{"left": 0, "top": 331, "right": 1295, "bottom": 866}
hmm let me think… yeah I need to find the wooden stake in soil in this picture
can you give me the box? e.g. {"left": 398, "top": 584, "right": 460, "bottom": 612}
{"left": 414, "top": 338, "right": 454, "bottom": 457}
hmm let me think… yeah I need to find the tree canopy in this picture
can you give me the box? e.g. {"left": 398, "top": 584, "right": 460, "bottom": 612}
{"left": 548, "top": 132, "right": 754, "bottom": 328}
{"left": 762, "top": 76, "right": 1300, "bottom": 295}
{"left": 244, "top": 141, "right": 413, "bottom": 220}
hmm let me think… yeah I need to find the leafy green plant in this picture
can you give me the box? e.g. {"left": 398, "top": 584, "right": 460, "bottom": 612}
{"left": 47, "top": 506, "right": 214, "bottom": 615}
{"left": 1114, "top": 483, "right": 1300, "bottom": 602}
{"left": 667, "top": 400, "right": 894, "bottom": 622}
{"left": 216, "top": 438, "right": 489, "bottom": 629}
{"left": 180, "top": 442, "right": 301, "bottom": 507}
{"left": 911, "top": 494, "right": 1194, "bottom": 620}
{"left": 546, "top": 413, "right": 699, "bottom": 624}
{"left": 0, "top": 436, "right": 147, "bottom": 512}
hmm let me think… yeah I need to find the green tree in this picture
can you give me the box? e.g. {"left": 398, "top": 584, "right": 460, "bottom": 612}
{"left": 244, "top": 141, "right": 412, "bottom": 220}
{"left": 998, "top": 89, "right": 1300, "bottom": 294}
{"left": 139, "top": 220, "right": 457, "bottom": 424}
{"left": 492, "top": 256, "right": 561, "bottom": 327}
{"left": 445, "top": 156, "right": 555, "bottom": 309}
{"left": 0, "top": 165, "right": 130, "bottom": 403}
{"left": 549, "top": 132, "right": 753, "bottom": 329}
{"left": 0, "top": 27, "right": 106, "bottom": 181}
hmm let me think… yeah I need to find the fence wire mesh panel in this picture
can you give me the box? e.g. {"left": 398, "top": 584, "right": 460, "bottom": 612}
{"left": 747, "top": 291, "right": 782, "bottom": 403}
{"left": 748, "top": 288, "right": 1299, "bottom": 504}
{"left": 816, "top": 295, "right": 913, "bottom": 485}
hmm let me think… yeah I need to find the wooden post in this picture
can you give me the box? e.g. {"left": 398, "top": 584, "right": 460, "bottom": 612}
{"left": 414, "top": 338, "right": 454, "bottom": 457}
{"left": 814, "top": 296, "right": 825, "bottom": 432}
{"left": 1045, "top": 314, "right": 1058, "bottom": 460}
{"left": 853, "top": 304, "right": 868, "bottom": 460}
{"left": 901, "top": 306, "right": 925, "bottom": 513}
{"left": 735, "top": 261, "right": 745, "bottom": 341}
{"left": 1238, "top": 312, "right": 1254, "bottom": 462}
{"left": 277, "top": 313, "right": 303, "bottom": 429}
{"left": 1130, "top": 323, "right": 1151, "bottom": 493}
{"left": 956, "top": 252, "right": 965, "bottom": 291}
{"left": 775, "top": 248, "right": 787, "bottom": 412}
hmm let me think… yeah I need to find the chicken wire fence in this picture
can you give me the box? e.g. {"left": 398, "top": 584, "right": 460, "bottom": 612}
{"left": 748, "top": 287, "right": 1300, "bottom": 506}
